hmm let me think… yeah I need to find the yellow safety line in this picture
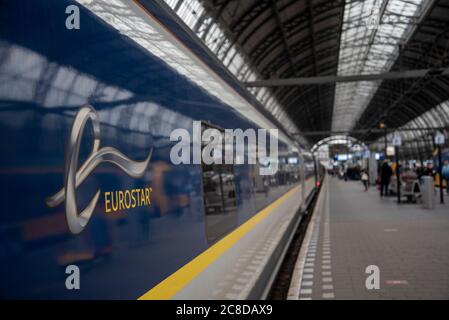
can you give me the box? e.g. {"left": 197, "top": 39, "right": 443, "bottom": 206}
{"left": 138, "top": 185, "right": 300, "bottom": 300}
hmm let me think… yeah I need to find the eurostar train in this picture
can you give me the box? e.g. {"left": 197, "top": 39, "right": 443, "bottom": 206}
{"left": 0, "top": 0, "right": 323, "bottom": 299}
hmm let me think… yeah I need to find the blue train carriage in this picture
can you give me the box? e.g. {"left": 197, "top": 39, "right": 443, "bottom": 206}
{"left": 0, "top": 0, "right": 318, "bottom": 299}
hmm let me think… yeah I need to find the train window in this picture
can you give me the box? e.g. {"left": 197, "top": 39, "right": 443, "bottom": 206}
{"left": 253, "top": 151, "right": 302, "bottom": 211}
{"left": 201, "top": 123, "right": 238, "bottom": 244}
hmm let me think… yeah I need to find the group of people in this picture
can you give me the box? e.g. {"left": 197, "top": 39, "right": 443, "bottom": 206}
{"left": 376, "top": 159, "right": 449, "bottom": 196}
{"left": 334, "top": 160, "right": 449, "bottom": 196}
{"left": 354, "top": 160, "right": 449, "bottom": 197}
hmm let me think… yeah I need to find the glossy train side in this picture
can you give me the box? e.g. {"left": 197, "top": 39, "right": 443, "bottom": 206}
{"left": 0, "top": 0, "right": 321, "bottom": 299}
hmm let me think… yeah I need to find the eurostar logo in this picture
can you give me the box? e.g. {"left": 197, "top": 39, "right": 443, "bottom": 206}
{"left": 46, "top": 105, "right": 152, "bottom": 235}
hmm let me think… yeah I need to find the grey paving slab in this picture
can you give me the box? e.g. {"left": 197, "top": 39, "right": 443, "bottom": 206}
{"left": 298, "top": 176, "right": 449, "bottom": 300}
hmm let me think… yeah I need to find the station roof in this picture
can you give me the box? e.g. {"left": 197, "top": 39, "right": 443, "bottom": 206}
{"left": 162, "top": 0, "right": 449, "bottom": 156}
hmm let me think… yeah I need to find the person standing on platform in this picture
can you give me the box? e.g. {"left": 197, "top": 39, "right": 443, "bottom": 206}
{"left": 423, "top": 162, "right": 436, "bottom": 179}
{"left": 361, "top": 170, "right": 369, "bottom": 191}
{"left": 442, "top": 160, "right": 449, "bottom": 195}
{"left": 380, "top": 160, "right": 393, "bottom": 197}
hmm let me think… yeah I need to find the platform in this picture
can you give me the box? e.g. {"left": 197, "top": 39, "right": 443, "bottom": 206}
{"left": 289, "top": 176, "right": 449, "bottom": 300}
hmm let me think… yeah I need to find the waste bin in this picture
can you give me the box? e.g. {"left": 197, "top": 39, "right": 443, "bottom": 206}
{"left": 421, "top": 176, "right": 435, "bottom": 209}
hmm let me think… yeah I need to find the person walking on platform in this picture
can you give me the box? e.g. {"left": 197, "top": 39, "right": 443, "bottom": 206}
{"left": 380, "top": 160, "right": 392, "bottom": 197}
{"left": 442, "top": 160, "right": 449, "bottom": 195}
{"left": 361, "top": 170, "right": 369, "bottom": 191}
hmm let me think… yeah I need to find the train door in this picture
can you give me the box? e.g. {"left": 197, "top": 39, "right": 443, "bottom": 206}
{"left": 200, "top": 122, "right": 238, "bottom": 244}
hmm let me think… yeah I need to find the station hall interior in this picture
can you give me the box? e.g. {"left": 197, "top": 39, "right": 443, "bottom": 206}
{"left": 0, "top": 0, "right": 449, "bottom": 301}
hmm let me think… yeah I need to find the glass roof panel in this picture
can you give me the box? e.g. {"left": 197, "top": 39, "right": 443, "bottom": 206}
{"left": 332, "top": 0, "right": 430, "bottom": 133}
{"left": 373, "top": 98, "right": 449, "bottom": 152}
